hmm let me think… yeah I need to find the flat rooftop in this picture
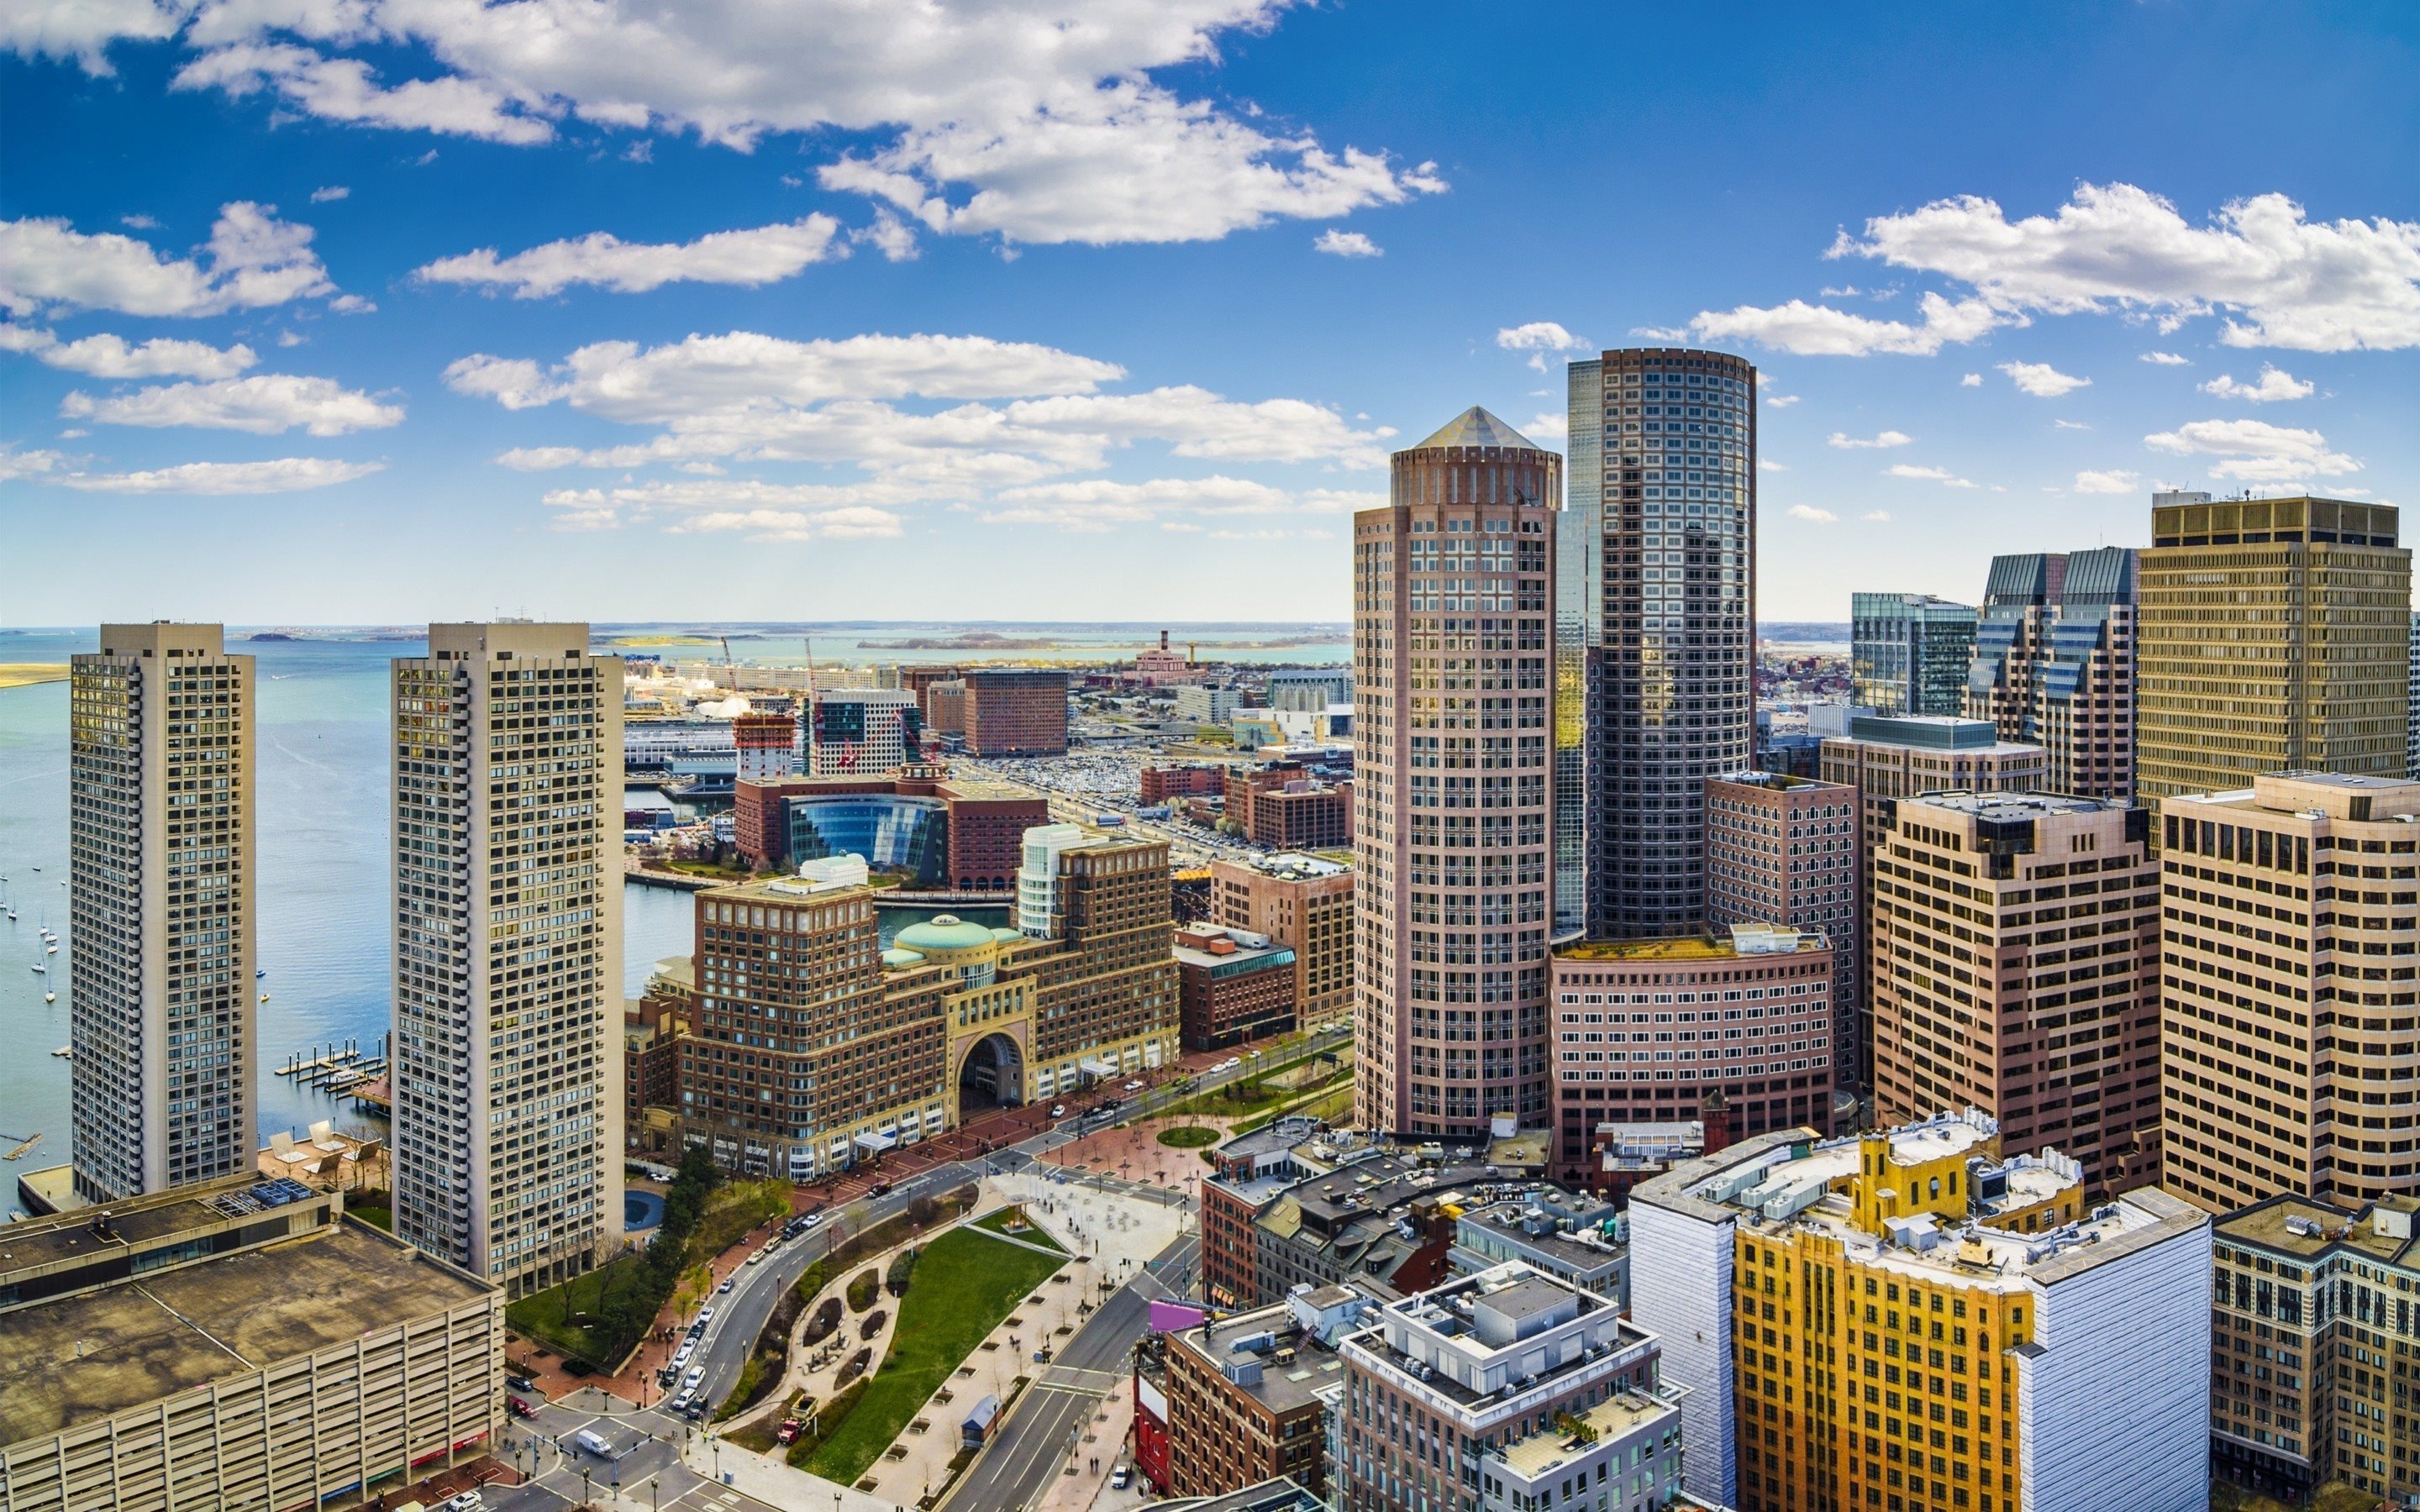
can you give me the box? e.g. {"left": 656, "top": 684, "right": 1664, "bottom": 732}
{"left": 1555, "top": 932, "right": 1826, "bottom": 963}
{"left": 1907, "top": 790, "right": 2133, "bottom": 819}
{"left": 1494, "top": 1390, "right": 1676, "bottom": 1479}
{"left": 0, "top": 1220, "right": 490, "bottom": 1446}
{"left": 2219, "top": 1194, "right": 2420, "bottom": 1268}
{"left": 1171, "top": 1309, "right": 1346, "bottom": 1415}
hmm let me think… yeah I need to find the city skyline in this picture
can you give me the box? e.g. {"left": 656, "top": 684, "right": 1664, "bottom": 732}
{"left": 5, "top": 6, "right": 2417, "bottom": 626}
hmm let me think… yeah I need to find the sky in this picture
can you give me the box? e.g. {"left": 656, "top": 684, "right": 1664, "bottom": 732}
{"left": 2, "top": 2, "right": 2417, "bottom": 627}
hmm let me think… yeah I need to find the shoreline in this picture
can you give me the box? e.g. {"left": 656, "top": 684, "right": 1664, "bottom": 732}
{"left": 0, "top": 666, "right": 68, "bottom": 691}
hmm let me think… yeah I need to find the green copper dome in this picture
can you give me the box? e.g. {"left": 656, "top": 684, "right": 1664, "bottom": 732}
{"left": 891, "top": 914, "right": 998, "bottom": 953}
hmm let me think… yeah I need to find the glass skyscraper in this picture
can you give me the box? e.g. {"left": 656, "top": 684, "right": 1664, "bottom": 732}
{"left": 1850, "top": 591, "right": 1978, "bottom": 717}
{"left": 1560, "top": 348, "right": 1757, "bottom": 939}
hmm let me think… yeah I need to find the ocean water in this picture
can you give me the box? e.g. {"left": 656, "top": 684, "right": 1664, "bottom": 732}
{"left": 0, "top": 627, "right": 1051, "bottom": 1211}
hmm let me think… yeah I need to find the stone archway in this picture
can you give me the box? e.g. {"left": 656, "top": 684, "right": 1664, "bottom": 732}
{"left": 958, "top": 1032, "right": 1027, "bottom": 1114}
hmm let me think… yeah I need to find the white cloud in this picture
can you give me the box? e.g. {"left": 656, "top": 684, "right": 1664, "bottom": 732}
{"left": 1960, "top": 373, "right": 1981, "bottom": 386}
{"left": 119, "top": 213, "right": 159, "bottom": 229}
{"left": 309, "top": 184, "right": 350, "bottom": 202}
{"left": 1997, "top": 360, "right": 2091, "bottom": 397}
{"left": 1758, "top": 458, "right": 1788, "bottom": 473}
{"left": 60, "top": 373, "right": 403, "bottom": 435}
{"left": 0, "top": 444, "right": 65, "bottom": 480}
{"left": 1523, "top": 412, "right": 1566, "bottom": 444}
{"left": 1837, "top": 182, "right": 2420, "bottom": 352}
{"left": 2074, "top": 469, "right": 2141, "bottom": 495}
{"left": 2144, "top": 417, "right": 2359, "bottom": 480}
{"left": 1786, "top": 505, "right": 1838, "bottom": 523}
{"left": 51, "top": 456, "right": 385, "bottom": 494}
{"left": 2140, "top": 350, "right": 2191, "bottom": 365}
{"left": 0, "top": 0, "right": 186, "bottom": 75}
{"left": 0, "top": 202, "right": 340, "bottom": 318}
{"left": 1828, "top": 429, "right": 1912, "bottom": 449}
{"left": 0, "top": 326, "right": 256, "bottom": 379}
{"left": 171, "top": 42, "right": 555, "bottom": 144}
{"left": 1885, "top": 463, "right": 1978, "bottom": 488}
{"left": 853, "top": 212, "right": 919, "bottom": 263}
{"left": 445, "top": 331, "right": 1124, "bottom": 421}
{"left": 1496, "top": 322, "right": 1590, "bottom": 353}
{"left": 1764, "top": 393, "right": 1799, "bottom": 408}
{"left": 1860, "top": 510, "right": 1891, "bottom": 522}
{"left": 2054, "top": 419, "right": 2089, "bottom": 430}
{"left": 2199, "top": 365, "right": 2315, "bottom": 402}
{"left": 983, "top": 475, "right": 1379, "bottom": 532}
{"left": 1313, "top": 229, "right": 1381, "bottom": 258}
{"left": 1685, "top": 291, "right": 2002, "bottom": 357}
{"left": 1003, "top": 387, "right": 1392, "bottom": 466}
{"left": 415, "top": 215, "right": 846, "bottom": 298}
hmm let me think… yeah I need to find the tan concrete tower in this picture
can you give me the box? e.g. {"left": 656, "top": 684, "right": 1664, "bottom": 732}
{"left": 68, "top": 622, "right": 256, "bottom": 1201}
{"left": 1355, "top": 408, "right": 1559, "bottom": 1136}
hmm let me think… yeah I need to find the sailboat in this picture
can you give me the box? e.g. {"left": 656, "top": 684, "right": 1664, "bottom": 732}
{"left": 44, "top": 990, "right": 55, "bottom": 1003}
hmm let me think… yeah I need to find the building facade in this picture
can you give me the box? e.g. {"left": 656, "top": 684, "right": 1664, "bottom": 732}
{"left": 1870, "top": 791, "right": 2161, "bottom": 1194}
{"left": 1818, "top": 717, "right": 2046, "bottom": 1085}
{"left": 390, "top": 622, "right": 624, "bottom": 1295}
{"left": 1144, "top": 764, "right": 1228, "bottom": 804}
{"left": 1704, "top": 772, "right": 1860, "bottom": 1087}
{"left": 1213, "top": 853, "right": 1355, "bottom": 1031}
{"left": 1229, "top": 763, "right": 1353, "bottom": 850}
{"left": 1354, "top": 407, "right": 1559, "bottom": 1137}
{"left": 1270, "top": 669, "right": 1354, "bottom": 711}
{"left": 1964, "top": 548, "right": 2139, "bottom": 801}
{"left": 1549, "top": 926, "right": 1835, "bottom": 1182}
{"left": 1176, "top": 923, "right": 1298, "bottom": 1050}
{"left": 2160, "top": 772, "right": 2420, "bottom": 1213}
{"left": 1562, "top": 348, "right": 1759, "bottom": 941}
{"left": 732, "top": 767, "right": 1046, "bottom": 888}
{"left": 1175, "top": 684, "right": 1243, "bottom": 727}
{"left": 1628, "top": 1116, "right": 2212, "bottom": 1512}
{"left": 1333, "top": 1263, "right": 1667, "bottom": 1512}
{"left": 0, "top": 1175, "right": 502, "bottom": 1512}
{"left": 808, "top": 688, "right": 923, "bottom": 774}
{"left": 67, "top": 622, "right": 256, "bottom": 1203}
{"left": 734, "top": 708, "right": 800, "bottom": 781}
{"left": 962, "top": 669, "right": 1069, "bottom": 756}
{"left": 1162, "top": 1289, "right": 1371, "bottom": 1499}
{"left": 1852, "top": 592, "right": 1979, "bottom": 718}
{"left": 2139, "top": 496, "right": 2412, "bottom": 806}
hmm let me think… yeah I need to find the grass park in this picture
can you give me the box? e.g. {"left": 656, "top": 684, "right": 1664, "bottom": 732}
{"left": 804, "top": 1223, "right": 1065, "bottom": 1483}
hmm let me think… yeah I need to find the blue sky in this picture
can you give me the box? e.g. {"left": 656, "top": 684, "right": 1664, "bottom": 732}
{"left": 3, "top": 2, "right": 2415, "bottom": 626}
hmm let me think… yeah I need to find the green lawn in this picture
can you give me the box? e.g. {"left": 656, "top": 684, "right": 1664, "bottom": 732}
{"left": 505, "top": 1252, "right": 650, "bottom": 1366}
{"left": 974, "top": 1206, "right": 1067, "bottom": 1252}
{"left": 346, "top": 1198, "right": 393, "bottom": 1231}
{"left": 1155, "top": 1125, "right": 1218, "bottom": 1148}
{"left": 805, "top": 1225, "right": 1065, "bottom": 1483}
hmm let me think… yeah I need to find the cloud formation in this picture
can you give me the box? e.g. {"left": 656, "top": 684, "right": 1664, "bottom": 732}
{"left": 52, "top": 456, "right": 386, "bottom": 493}
{"left": 1828, "top": 429, "right": 1912, "bottom": 449}
{"left": 1313, "top": 229, "right": 1381, "bottom": 258}
{"left": 2073, "top": 469, "right": 2140, "bottom": 495}
{"left": 2144, "top": 417, "right": 2358, "bottom": 480}
{"left": 1997, "top": 360, "right": 2090, "bottom": 396}
{"left": 0, "top": 202, "right": 343, "bottom": 318}
{"left": 415, "top": 215, "right": 847, "bottom": 297}
{"left": 2198, "top": 365, "right": 2314, "bottom": 402}
{"left": 1885, "top": 463, "right": 1978, "bottom": 488}
{"left": 0, "top": 325, "right": 256, "bottom": 378}
{"left": 1786, "top": 504, "right": 1838, "bottom": 522}
{"left": 61, "top": 373, "right": 404, "bottom": 434}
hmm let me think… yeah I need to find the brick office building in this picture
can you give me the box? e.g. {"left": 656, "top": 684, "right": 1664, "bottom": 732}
{"left": 963, "top": 668, "right": 1070, "bottom": 755}
{"left": 1226, "top": 762, "right": 1352, "bottom": 849}
{"left": 1175, "top": 924, "right": 1297, "bottom": 1050}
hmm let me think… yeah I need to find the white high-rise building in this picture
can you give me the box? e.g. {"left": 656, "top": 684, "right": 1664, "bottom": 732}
{"left": 391, "top": 622, "right": 624, "bottom": 1295}
{"left": 68, "top": 622, "right": 256, "bottom": 1202}
{"left": 808, "top": 688, "right": 922, "bottom": 774}
{"left": 1016, "top": 822, "right": 1092, "bottom": 938}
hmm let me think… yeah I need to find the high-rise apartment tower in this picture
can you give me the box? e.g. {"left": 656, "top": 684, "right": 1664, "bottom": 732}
{"left": 1355, "top": 407, "right": 1557, "bottom": 1136}
{"left": 392, "top": 622, "right": 624, "bottom": 1294}
{"left": 2139, "top": 496, "right": 2411, "bottom": 806}
{"left": 1965, "top": 547, "right": 2139, "bottom": 799}
{"left": 67, "top": 622, "right": 255, "bottom": 1202}
{"left": 1561, "top": 348, "right": 1757, "bottom": 939}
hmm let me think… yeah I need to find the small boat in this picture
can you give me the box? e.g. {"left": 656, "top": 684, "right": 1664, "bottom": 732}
{"left": 45, "top": 944, "right": 56, "bottom": 955}
{"left": 29, "top": 963, "right": 45, "bottom": 975}
{"left": 256, "top": 969, "right": 267, "bottom": 979}
{"left": 260, "top": 992, "right": 270, "bottom": 1003}
{"left": 43, "top": 990, "right": 55, "bottom": 1003}
{"left": 50, "top": 1046, "right": 70, "bottom": 1058}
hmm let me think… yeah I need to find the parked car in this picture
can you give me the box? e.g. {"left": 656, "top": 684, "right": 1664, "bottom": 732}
{"left": 505, "top": 1374, "right": 536, "bottom": 1393}
{"left": 1123, "top": 1079, "right": 1144, "bottom": 1092}
{"left": 1050, "top": 1104, "right": 1066, "bottom": 1118}
{"left": 867, "top": 1181, "right": 892, "bottom": 1198}
{"left": 696, "top": 1306, "right": 716, "bottom": 1326}
{"left": 685, "top": 1366, "right": 705, "bottom": 1387}
{"left": 802, "top": 1211, "right": 824, "bottom": 1229}
{"left": 445, "top": 1492, "right": 486, "bottom": 1512}
{"left": 718, "top": 1276, "right": 736, "bottom": 1291}
{"left": 1111, "top": 1467, "right": 1132, "bottom": 1490}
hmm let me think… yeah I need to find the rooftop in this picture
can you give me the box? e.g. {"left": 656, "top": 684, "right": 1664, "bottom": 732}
{"left": 2217, "top": 1193, "right": 2420, "bottom": 1269}
{"left": 1169, "top": 1304, "right": 1348, "bottom": 1414}
{"left": 1836, "top": 715, "right": 2042, "bottom": 754}
{"left": 0, "top": 1218, "right": 490, "bottom": 1445}
{"left": 1905, "top": 790, "right": 2135, "bottom": 820}
{"left": 1492, "top": 1390, "right": 1678, "bottom": 1481}
{"left": 1410, "top": 407, "right": 1542, "bottom": 453}
{"left": 1555, "top": 927, "right": 1828, "bottom": 963}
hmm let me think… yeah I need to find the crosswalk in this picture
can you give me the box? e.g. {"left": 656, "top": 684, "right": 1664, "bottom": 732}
{"left": 1030, "top": 1362, "right": 1124, "bottom": 1396}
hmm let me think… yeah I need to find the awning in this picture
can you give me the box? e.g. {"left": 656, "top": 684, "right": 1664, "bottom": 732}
{"left": 1080, "top": 1057, "right": 1120, "bottom": 1078}
{"left": 855, "top": 1130, "right": 898, "bottom": 1152}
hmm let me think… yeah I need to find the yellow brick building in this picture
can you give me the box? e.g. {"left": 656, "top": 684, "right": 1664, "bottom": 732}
{"left": 1631, "top": 1115, "right": 2212, "bottom": 1512}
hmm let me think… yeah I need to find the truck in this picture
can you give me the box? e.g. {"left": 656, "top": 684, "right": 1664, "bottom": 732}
{"left": 1092, "top": 813, "right": 1127, "bottom": 827}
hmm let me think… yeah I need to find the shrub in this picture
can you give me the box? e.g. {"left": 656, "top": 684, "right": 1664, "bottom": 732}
{"left": 860, "top": 1310, "right": 887, "bottom": 1341}
{"left": 847, "top": 1268, "right": 880, "bottom": 1312}
{"left": 838, "top": 1347, "right": 872, "bottom": 1385}
{"left": 805, "top": 1297, "right": 844, "bottom": 1346}
{"left": 785, "top": 1379, "right": 867, "bottom": 1468}
{"left": 886, "top": 1247, "right": 918, "bottom": 1297}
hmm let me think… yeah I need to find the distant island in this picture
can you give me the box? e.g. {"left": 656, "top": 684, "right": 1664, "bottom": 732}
{"left": 0, "top": 664, "right": 69, "bottom": 691}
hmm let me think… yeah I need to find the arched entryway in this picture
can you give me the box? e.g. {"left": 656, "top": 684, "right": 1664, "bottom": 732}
{"left": 959, "top": 1032, "right": 1026, "bottom": 1112}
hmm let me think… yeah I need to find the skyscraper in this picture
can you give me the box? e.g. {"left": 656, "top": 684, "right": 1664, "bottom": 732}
{"left": 2160, "top": 772, "right": 2420, "bottom": 1213}
{"left": 808, "top": 687, "right": 922, "bottom": 774}
{"left": 1562, "top": 347, "right": 1757, "bottom": 939}
{"left": 391, "top": 622, "right": 624, "bottom": 1295}
{"left": 68, "top": 622, "right": 255, "bottom": 1202}
{"left": 1704, "top": 771, "right": 1860, "bottom": 1087}
{"left": 1355, "top": 407, "right": 1558, "bottom": 1137}
{"left": 1850, "top": 591, "right": 1978, "bottom": 717}
{"left": 2139, "top": 495, "right": 2411, "bottom": 806}
{"left": 1965, "top": 547, "right": 2139, "bottom": 800}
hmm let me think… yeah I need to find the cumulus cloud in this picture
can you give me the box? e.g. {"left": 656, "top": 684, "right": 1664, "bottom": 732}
{"left": 1885, "top": 463, "right": 1978, "bottom": 488}
{"left": 2199, "top": 365, "right": 2315, "bottom": 402}
{"left": 1523, "top": 412, "right": 1566, "bottom": 444}
{"left": 2144, "top": 417, "right": 2359, "bottom": 480}
{"left": 414, "top": 215, "right": 847, "bottom": 298}
{"left": 2074, "top": 469, "right": 2141, "bottom": 495}
{"left": 99, "top": 3, "right": 1442, "bottom": 246}
{"left": 1685, "top": 291, "right": 2002, "bottom": 357}
{"left": 983, "top": 475, "right": 1379, "bottom": 531}
{"left": 2140, "top": 351, "right": 2191, "bottom": 365}
{"left": 0, "top": 0, "right": 187, "bottom": 75}
{"left": 1960, "top": 373, "right": 1981, "bottom": 386}
{"left": 1860, "top": 510, "right": 1891, "bottom": 522}
{"left": 1313, "top": 229, "right": 1381, "bottom": 258}
{"left": 1786, "top": 505, "right": 1838, "bottom": 523}
{"left": 1997, "top": 360, "right": 2091, "bottom": 396}
{"left": 0, "top": 202, "right": 342, "bottom": 318}
{"left": 0, "top": 325, "right": 256, "bottom": 379}
{"left": 310, "top": 184, "right": 350, "bottom": 202}
{"left": 1764, "top": 393, "right": 1799, "bottom": 408}
{"left": 1839, "top": 182, "right": 2420, "bottom": 352}
{"left": 0, "top": 444, "right": 65, "bottom": 480}
{"left": 1828, "top": 429, "right": 1912, "bottom": 449}
{"left": 853, "top": 212, "right": 919, "bottom": 263}
{"left": 51, "top": 456, "right": 386, "bottom": 493}
{"left": 1497, "top": 320, "right": 1590, "bottom": 372}
{"left": 60, "top": 373, "right": 403, "bottom": 434}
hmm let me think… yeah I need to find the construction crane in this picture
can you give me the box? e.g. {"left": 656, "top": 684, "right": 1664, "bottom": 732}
{"left": 718, "top": 635, "right": 737, "bottom": 690}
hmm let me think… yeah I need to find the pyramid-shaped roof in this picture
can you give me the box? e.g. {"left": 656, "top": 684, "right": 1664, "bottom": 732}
{"left": 1411, "top": 406, "right": 1539, "bottom": 452}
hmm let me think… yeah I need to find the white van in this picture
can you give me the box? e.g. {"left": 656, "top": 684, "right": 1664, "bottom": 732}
{"left": 571, "top": 1428, "right": 615, "bottom": 1458}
